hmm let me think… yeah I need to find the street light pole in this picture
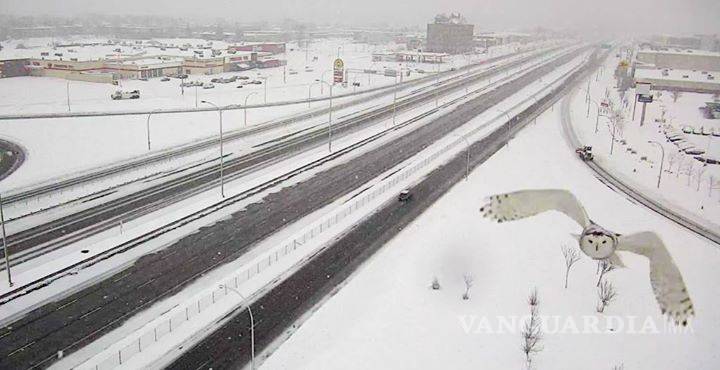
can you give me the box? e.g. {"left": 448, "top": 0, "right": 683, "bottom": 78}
{"left": 260, "top": 77, "right": 268, "bottom": 103}
{"left": 244, "top": 92, "right": 258, "bottom": 127}
{"left": 146, "top": 111, "right": 156, "bottom": 151}
{"left": 648, "top": 140, "right": 665, "bottom": 188}
{"left": 392, "top": 73, "right": 398, "bottom": 126}
{"left": 1, "top": 193, "right": 12, "bottom": 287}
{"left": 497, "top": 109, "right": 512, "bottom": 146}
{"left": 221, "top": 285, "right": 255, "bottom": 370}
{"left": 201, "top": 100, "right": 225, "bottom": 198}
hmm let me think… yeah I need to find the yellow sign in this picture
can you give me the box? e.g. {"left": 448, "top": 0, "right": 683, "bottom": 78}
{"left": 334, "top": 58, "right": 344, "bottom": 71}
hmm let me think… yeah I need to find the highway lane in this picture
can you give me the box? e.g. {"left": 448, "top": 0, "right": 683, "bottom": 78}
{"left": 0, "top": 48, "right": 584, "bottom": 369}
{"left": 1, "top": 48, "right": 534, "bottom": 206}
{"left": 169, "top": 49, "right": 595, "bottom": 370}
{"left": 0, "top": 48, "right": 560, "bottom": 266}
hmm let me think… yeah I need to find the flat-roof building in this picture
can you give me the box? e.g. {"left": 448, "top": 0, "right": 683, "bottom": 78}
{"left": 426, "top": 13, "right": 474, "bottom": 54}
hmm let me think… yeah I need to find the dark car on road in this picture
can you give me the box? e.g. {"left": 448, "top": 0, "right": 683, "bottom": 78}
{"left": 398, "top": 189, "right": 412, "bottom": 202}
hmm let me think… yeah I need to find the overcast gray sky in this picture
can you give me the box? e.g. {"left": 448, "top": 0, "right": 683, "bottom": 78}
{"left": 1, "top": 0, "right": 719, "bottom": 34}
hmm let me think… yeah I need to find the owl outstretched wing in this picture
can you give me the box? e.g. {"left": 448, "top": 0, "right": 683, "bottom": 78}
{"left": 617, "top": 231, "right": 694, "bottom": 326}
{"left": 480, "top": 189, "right": 591, "bottom": 229}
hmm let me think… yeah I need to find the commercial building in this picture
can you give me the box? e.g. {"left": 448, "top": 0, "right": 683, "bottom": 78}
{"left": 636, "top": 49, "right": 720, "bottom": 72}
{"left": 426, "top": 13, "right": 474, "bottom": 54}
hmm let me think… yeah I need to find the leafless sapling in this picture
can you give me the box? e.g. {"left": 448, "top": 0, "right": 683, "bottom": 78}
{"left": 522, "top": 288, "right": 542, "bottom": 368}
{"left": 561, "top": 245, "right": 581, "bottom": 289}
{"left": 597, "top": 279, "right": 618, "bottom": 313}
{"left": 596, "top": 258, "right": 616, "bottom": 286}
{"left": 462, "top": 273, "right": 473, "bottom": 300}
{"left": 671, "top": 90, "right": 683, "bottom": 102}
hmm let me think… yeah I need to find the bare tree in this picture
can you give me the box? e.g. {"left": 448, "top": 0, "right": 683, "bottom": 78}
{"left": 695, "top": 164, "right": 708, "bottom": 192}
{"left": 431, "top": 276, "right": 440, "bottom": 290}
{"left": 597, "top": 258, "right": 616, "bottom": 286}
{"left": 522, "top": 288, "right": 542, "bottom": 369}
{"left": 561, "top": 245, "right": 581, "bottom": 289}
{"left": 597, "top": 280, "right": 618, "bottom": 313}
{"left": 462, "top": 273, "right": 473, "bottom": 300}
{"left": 612, "top": 363, "right": 625, "bottom": 370}
{"left": 665, "top": 152, "right": 681, "bottom": 175}
{"left": 671, "top": 90, "right": 683, "bottom": 103}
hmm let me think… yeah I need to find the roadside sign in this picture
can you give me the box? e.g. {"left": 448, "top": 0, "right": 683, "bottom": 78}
{"left": 333, "top": 58, "right": 344, "bottom": 83}
{"left": 637, "top": 94, "right": 653, "bottom": 103}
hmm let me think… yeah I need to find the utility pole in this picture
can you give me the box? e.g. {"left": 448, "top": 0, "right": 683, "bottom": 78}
{"left": 66, "top": 81, "right": 71, "bottom": 112}
{"left": 1, "top": 193, "right": 12, "bottom": 287}
{"left": 316, "top": 80, "right": 333, "bottom": 152}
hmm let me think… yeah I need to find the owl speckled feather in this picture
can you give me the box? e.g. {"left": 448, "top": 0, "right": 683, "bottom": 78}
{"left": 479, "top": 189, "right": 694, "bottom": 326}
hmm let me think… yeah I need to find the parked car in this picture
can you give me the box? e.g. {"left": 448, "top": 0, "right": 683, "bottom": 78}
{"left": 139, "top": 77, "right": 148, "bottom": 81}
{"left": 289, "top": 69, "right": 298, "bottom": 75}
{"left": 210, "top": 78, "right": 221, "bottom": 83}
{"left": 236, "top": 76, "right": 250, "bottom": 80}
{"left": 398, "top": 189, "right": 412, "bottom": 202}
{"left": 111, "top": 90, "right": 140, "bottom": 100}
{"left": 236, "top": 85, "right": 244, "bottom": 88}
{"left": 202, "top": 83, "right": 215, "bottom": 89}
{"left": 175, "top": 74, "right": 189, "bottom": 79}
{"left": 250, "top": 80, "right": 262, "bottom": 85}
{"left": 160, "top": 77, "right": 171, "bottom": 82}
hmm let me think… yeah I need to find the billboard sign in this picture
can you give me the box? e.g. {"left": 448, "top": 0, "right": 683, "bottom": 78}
{"left": 333, "top": 58, "right": 344, "bottom": 83}
{"left": 636, "top": 82, "right": 651, "bottom": 95}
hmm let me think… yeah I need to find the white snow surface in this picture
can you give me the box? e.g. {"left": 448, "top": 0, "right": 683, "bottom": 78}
{"left": 262, "top": 91, "right": 720, "bottom": 370}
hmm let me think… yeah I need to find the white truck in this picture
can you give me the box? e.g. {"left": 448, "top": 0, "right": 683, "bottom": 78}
{"left": 111, "top": 90, "right": 140, "bottom": 100}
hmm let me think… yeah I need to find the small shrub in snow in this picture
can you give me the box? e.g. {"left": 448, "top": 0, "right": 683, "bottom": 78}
{"left": 462, "top": 274, "right": 473, "bottom": 300}
{"left": 561, "top": 244, "right": 581, "bottom": 289}
{"left": 431, "top": 276, "right": 441, "bottom": 290}
{"left": 596, "top": 258, "right": 615, "bottom": 287}
{"left": 597, "top": 280, "right": 618, "bottom": 313}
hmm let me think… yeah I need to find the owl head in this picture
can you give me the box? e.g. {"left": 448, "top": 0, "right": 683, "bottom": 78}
{"left": 578, "top": 225, "right": 618, "bottom": 259}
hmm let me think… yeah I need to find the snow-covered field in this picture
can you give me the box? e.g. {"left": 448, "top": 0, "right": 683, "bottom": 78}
{"left": 570, "top": 52, "right": 720, "bottom": 227}
{"left": 262, "top": 93, "right": 720, "bottom": 370}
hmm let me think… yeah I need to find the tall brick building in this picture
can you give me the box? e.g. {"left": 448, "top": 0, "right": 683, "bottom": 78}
{"left": 426, "top": 13, "right": 474, "bottom": 54}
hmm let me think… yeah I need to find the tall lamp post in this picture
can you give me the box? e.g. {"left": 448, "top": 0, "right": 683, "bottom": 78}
{"left": 66, "top": 81, "right": 71, "bottom": 112}
{"left": 259, "top": 76, "right": 268, "bottom": 103}
{"left": 496, "top": 108, "right": 512, "bottom": 146}
{"left": 220, "top": 284, "right": 255, "bottom": 370}
{"left": 315, "top": 79, "right": 334, "bottom": 152}
{"left": 201, "top": 100, "right": 225, "bottom": 198}
{"left": 145, "top": 110, "right": 159, "bottom": 151}
{"left": 244, "top": 92, "right": 258, "bottom": 127}
{"left": 648, "top": 140, "right": 665, "bottom": 188}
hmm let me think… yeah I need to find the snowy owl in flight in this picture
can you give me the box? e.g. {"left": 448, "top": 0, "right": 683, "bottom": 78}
{"left": 479, "top": 189, "right": 694, "bottom": 326}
